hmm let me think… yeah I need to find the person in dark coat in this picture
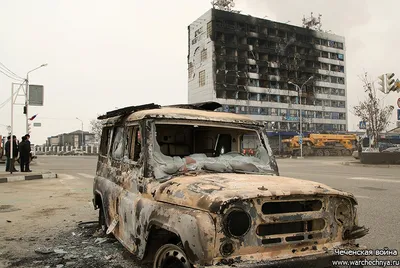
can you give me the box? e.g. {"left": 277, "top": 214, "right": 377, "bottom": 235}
{"left": 19, "top": 136, "right": 28, "bottom": 172}
{"left": 22, "top": 134, "right": 32, "bottom": 172}
{"left": 5, "top": 135, "right": 19, "bottom": 172}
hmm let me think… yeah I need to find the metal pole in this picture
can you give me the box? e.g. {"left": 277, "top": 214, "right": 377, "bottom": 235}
{"left": 25, "top": 74, "right": 29, "bottom": 134}
{"left": 81, "top": 122, "right": 84, "bottom": 148}
{"left": 10, "top": 83, "right": 14, "bottom": 174}
{"left": 299, "top": 84, "right": 303, "bottom": 158}
{"left": 25, "top": 64, "right": 48, "bottom": 134}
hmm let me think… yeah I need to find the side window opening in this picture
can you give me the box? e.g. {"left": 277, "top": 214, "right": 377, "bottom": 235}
{"left": 128, "top": 126, "right": 142, "bottom": 162}
{"left": 100, "top": 127, "right": 112, "bottom": 156}
{"left": 111, "top": 127, "right": 125, "bottom": 160}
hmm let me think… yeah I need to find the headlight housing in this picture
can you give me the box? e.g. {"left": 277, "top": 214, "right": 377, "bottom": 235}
{"left": 335, "top": 198, "right": 354, "bottom": 228}
{"left": 224, "top": 208, "right": 251, "bottom": 237}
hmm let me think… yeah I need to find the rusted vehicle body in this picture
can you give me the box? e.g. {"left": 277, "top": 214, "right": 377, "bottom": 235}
{"left": 92, "top": 102, "right": 368, "bottom": 268}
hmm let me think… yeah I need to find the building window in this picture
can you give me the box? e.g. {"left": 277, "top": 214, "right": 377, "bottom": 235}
{"left": 201, "top": 49, "right": 207, "bottom": 62}
{"left": 207, "top": 21, "right": 212, "bottom": 37}
{"left": 188, "top": 63, "right": 193, "bottom": 79}
{"left": 199, "top": 70, "right": 206, "bottom": 87}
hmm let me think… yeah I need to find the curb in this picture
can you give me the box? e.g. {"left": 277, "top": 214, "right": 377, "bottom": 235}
{"left": 0, "top": 172, "right": 58, "bottom": 183}
{"left": 341, "top": 162, "right": 400, "bottom": 168}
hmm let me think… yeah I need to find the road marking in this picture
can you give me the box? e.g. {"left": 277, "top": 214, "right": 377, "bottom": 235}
{"left": 58, "top": 174, "right": 78, "bottom": 180}
{"left": 348, "top": 177, "right": 400, "bottom": 184}
{"left": 77, "top": 173, "right": 94, "bottom": 179}
{"left": 354, "top": 195, "right": 372, "bottom": 199}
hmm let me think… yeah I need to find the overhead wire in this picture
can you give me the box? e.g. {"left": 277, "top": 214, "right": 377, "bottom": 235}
{"left": 0, "top": 69, "right": 24, "bottom": 81}
{"left": 0, "top": 83, "right": 25, "bottom": 110}
{"left": 0, "top": 61, "right": 24, "bottom": 80}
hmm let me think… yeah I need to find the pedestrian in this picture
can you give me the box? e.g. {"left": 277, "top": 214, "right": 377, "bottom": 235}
{"left": 5, "top": 135, "right": 19, "bottom": 172}
{"left": 19, "top": 136, "right": 27, "bottom": 172}
{"left": 23, "top": 134, "right": 32, "bottom": 172}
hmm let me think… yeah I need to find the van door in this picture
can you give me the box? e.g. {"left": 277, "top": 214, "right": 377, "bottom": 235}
{"left": 109, "top": 124, "right": 143, "bottom": 253}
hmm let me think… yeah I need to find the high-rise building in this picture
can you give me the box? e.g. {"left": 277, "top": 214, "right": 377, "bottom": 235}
{"left": 187, "top": 9, "right": 347, "bottom": 133}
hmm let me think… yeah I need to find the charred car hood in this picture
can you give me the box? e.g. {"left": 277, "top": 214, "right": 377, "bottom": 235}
{"left": 152, "top": 174, "right": 355, "bottom": 213}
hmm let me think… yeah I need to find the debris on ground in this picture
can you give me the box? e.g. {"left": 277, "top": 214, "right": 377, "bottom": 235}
{"left": 3, "top": 222, "right": 151, "bottom": 268}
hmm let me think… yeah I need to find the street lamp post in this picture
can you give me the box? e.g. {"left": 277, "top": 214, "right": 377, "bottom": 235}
{"left": 288, "top": 76, "right": 314, "bottom": 158}
{"left": 25, "top": 64, "right": 48, "bottom": 134}
{"left": 76, "top": 117, "right": 84, "bottom": 148}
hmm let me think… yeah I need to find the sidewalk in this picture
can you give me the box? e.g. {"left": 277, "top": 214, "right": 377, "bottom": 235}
{"left": 0, "top": 167, "right": 58, "bottom": 183}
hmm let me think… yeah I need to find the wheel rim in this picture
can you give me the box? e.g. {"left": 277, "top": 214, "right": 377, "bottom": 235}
{"left": 154, "top": 245, "right": 190, "bottom": 268}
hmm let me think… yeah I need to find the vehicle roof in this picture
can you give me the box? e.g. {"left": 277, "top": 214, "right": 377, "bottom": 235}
{"left": 103, "top": 106, "right": 264, "bottom": 127}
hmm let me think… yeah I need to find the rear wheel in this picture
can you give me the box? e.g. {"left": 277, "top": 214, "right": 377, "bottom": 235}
{"left": 324, "top": 150, "right": 330, "bottom": 156}
{"left": 153, "top": 244, "right": 191, "bottom": 268}
{"left": 315, "top": 150, "right": 324, "bottom": 157}
{"left": 344, "top": 149, "right": 352, "bottom": 156}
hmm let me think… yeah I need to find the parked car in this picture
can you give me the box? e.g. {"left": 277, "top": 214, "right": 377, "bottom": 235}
{"left": 93, "top": 102, "right": 368, "bottom": 268}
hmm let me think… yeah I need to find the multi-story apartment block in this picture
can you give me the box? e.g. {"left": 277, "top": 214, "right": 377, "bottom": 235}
{"left": 187, "top": 9, "right": 347, "bottom": 133}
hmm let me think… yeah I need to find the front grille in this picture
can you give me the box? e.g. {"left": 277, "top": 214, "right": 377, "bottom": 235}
{"left": 261, "top": 200, "right": 322, "bottom": 214}
{"left": 257, "top": 219, "right": 325, "bottom": 236}
{"left": 254, "top": 198, "right": 329, "bottom": 246}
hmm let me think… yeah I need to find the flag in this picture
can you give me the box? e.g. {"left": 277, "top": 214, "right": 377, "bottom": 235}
{"left": 29, "top": 114, "right": 38, "bottom": 121}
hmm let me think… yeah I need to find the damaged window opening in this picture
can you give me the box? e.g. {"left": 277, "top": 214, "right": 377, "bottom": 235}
{"left": 111, "top": 127, "right": 125, "bottom": 160}
{"left": 248, "top": 79, "right": 259, "bottom": 87}
{"left": 216, "top": 61, "right": 225, "bottom": 70}
{"left": 259, "top": 26, "right": 268, "bottom": 35}
{"left": 248, "top": 65, "right": 258, "bottom": 73}
{"left": 125, "top": 126, "right": 142, "bottom": 161}
{"left": 100, "top": 127, "right": 112, "bottom": 156}
{"left": 152, "top": 123, "right": 273, "bottom": 180}
{"left": 216, "top": 90, "right": 226, "bottom": 99}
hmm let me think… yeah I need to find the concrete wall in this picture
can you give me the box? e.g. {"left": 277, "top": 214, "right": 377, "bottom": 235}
{"left": 188, "top": 9, "right": 215, "bottom": 104}
{"left": 34, "top": 145, "right": 99, "bottom": 155}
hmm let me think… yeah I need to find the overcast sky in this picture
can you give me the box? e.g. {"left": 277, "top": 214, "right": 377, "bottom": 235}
{"left": 1, "top": 0, "right": 399, "bottom": 145}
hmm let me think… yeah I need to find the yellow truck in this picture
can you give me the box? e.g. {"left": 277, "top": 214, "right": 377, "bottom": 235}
{"left": 282, "top": 134, "right": 357, "bottom": 156}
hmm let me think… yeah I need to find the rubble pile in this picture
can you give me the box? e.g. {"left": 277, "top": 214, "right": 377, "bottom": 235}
{"left": 5, "top": 221, "right": 150, "bottom": 268}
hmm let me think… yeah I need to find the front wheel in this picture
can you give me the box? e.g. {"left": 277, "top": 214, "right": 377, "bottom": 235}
{"left": 98, "top": 205, "right": 107, "bottom": 234}
{"left": 153, "top": 244, "right": 191, "bottom": 268}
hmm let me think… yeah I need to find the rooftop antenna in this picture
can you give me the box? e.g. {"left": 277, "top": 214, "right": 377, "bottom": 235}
{"left": 211, "top": 0, "right": 240, "bottom": 13}
{"left": 302, "top": 12, "right": 323, "bottom": 31}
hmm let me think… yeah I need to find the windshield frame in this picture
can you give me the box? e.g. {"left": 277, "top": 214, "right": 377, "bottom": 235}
{"left": 148, "top": 119, "right": 278, "bottom": 180}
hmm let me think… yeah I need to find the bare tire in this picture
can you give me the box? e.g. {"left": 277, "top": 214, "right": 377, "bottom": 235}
{"left": 324, "top": 150, "right": 330, "bottom": 156}
{"left": 153, "top": 244, "right": 191, "bottom": 268}
{"left": 98, "top": 205, "right": 107, "bottom": 234}
{"left": 316, "top": 150, "right": 323, "bottom": 157}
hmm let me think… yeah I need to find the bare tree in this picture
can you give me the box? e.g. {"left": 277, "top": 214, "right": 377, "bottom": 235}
{"left": 90, "top": 116, "right": 104, "bottom": 144}
{"left": 353, "top": 72, "right": 394, "bottom": 144}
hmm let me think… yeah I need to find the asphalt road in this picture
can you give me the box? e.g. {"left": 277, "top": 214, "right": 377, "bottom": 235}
{"left": 277, "top": 157, "right": 400, "bottom": 253}
{"left": 1, "top": 156, "right": 399, "bottom": 267}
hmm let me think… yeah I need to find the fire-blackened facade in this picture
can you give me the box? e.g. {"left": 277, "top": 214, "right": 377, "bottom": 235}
{"left": 188, "top": 9, "right": 347, "bottom": 132}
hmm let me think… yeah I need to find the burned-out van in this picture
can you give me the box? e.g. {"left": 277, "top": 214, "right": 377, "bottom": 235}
{"left": 92, "top": 102, "right": 368, "bottom": 268}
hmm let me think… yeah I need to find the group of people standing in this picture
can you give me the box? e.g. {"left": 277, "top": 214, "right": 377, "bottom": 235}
{"left": 4, "top": 134, "right": 32, "bottom": 172}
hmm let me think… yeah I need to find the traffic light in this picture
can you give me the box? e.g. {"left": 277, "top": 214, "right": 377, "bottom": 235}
{"left": 386, "top": 73, "right": 396, "bottom": 92}
{"left": 377, "top": 74, "right": 387, "bottom": 93}
{"left": 23, "top": 105, "right": 27, "bottom": 114}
